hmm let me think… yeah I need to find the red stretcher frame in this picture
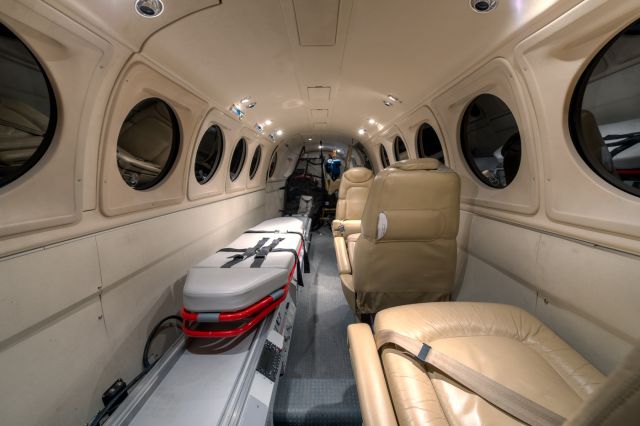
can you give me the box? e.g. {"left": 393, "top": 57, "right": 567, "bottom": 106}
{"left": 181, "top": 241, "right": 302, "bottom": 338}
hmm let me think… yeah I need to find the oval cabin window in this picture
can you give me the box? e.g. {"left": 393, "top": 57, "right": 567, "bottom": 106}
{"left": 417, "top": 123, "right": 444, "bottom": 162}
{"left": 194, "top": 124, "right": 224, "bottom": 184}
{"left": 461, "top": 94, "right": 521, "bottom": 188}
{"left": 379, "top": 144, "right": 390, "bottom": 168}
{"left": 229, "top": 138, "right": 247, "bottom": 181}
{"left": 249, "top": 145, "right": 262, "bottom": 180}
{"left": 116, "top": 98, "right": 180, "bottom": 190}
{"left": 268, "top": 151, "right": 278, "bottom": 178}
{"left": 393, "top": 136, "right": 408, "bottom": 161}
{"left": 570, "top": 19, "right": 640, "bottom": 197}
{"left": 0, "top": 23, "right": 57, "bottom": 188}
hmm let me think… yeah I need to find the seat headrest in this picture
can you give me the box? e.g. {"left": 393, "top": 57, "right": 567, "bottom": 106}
{"left": 343, "top": 167, "right": 374, "bottom": 183}
{"left": 390, "top": 158, "right": 441, "bottom": 171}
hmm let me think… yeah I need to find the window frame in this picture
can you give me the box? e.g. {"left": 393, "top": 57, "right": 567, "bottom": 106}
{"left": 0, "top": 23, "right": 58, "bottom": 189}
{"left": 193, "top": 124, "right": 224, "bottom": 185}
{"left": 392, "top": 135, "right": 408, "bottom": 161}
{"left": 249, "top": 144, "right": 262, "bottom": 180}
{"left": 460, "top": 93, "right": 522, "bottom": 189}
{"left": 568, "top": 18, "right": 640, "bottom": 198}
{"left": 229, "top": 137, "right": 247, "bottom": 182}
{"left": 379, "top": 144, "right": 390, "bottom": 168}
{"left": 416, "top": 122, "right": 444, "bottom": 162}
{"left": 116, "top": 97, "right": 181, "bottom": 191}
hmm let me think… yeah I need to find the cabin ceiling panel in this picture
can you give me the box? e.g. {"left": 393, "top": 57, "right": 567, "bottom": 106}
{"left": 43, "top": 0, "right": 222, "bottom": 50}
{"left": 293, "top": 0, "right": 340, "bottom": 46}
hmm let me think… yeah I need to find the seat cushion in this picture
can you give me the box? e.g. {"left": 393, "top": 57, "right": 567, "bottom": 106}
{"left": 374, "top": 302, "right": 605, "bottom": 425}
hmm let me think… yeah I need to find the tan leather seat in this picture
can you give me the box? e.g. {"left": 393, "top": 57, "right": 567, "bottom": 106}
{"left": 340, "top": 158, "right": 460, "bottom": 315}
{"left": 331, "top": 167, "right": 374, "bottom": 238}
{"left": 348, "top": 302, "right": 608, "bottom": 426}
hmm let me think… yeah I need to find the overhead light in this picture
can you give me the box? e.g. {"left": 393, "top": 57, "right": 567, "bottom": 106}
{"left": 337, "top": 149, "right": 341, "bottom": 153}
{"left": 135, "top": 0, "right": 164, "bottom": 18}
{"left": 240, "top": 97, "right": 252, "bottom": 104}
{"left": 470, "top": 0, "right": 497, "bottom": 13}
{"left": 247, "top": 102, "right": 257, "bottom": 109}
{"left": 230, "top": 104, "right": 245, "bottom": 120}
{"left": 264, "top": 119, "right": 272, "bottom": 126}
{"left": 276, "top": 129, "right": 283, "bottom": 136}
{"left": 383, "top": 100, "right": 393, "bottom": 107}
{"left": 358, "top": 129, "right": 366, "bottom": 135}
{"left": 368, "top": 118, "right": 376, "bottom": 125}
{"left": 308, "top": 138, "right": 313, "bottom": 141}
{"left": 387, "top": 94, "right": 399, "bottom": 102}
{"left": 318, "top": 144, "right": 322, "bottom": 149}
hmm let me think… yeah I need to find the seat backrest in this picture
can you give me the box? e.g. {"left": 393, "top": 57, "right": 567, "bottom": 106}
{"left": 335, "top": 167, "right": 374, "bottom": 221}
{"left": 580, "top": 110, "right": 618, "bottom": 176}
{"left": 352, "top": 158, "right": 460, "bottom": 314}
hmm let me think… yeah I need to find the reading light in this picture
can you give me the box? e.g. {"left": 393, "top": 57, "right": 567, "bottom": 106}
{"left": 368, "top": 118, "right": 376, "bottom": 125}
{"left": 387, "top": 95, "right": 399, "bottom": 102}
{"left": 240, "top": 97, "right": 251, "bottom": 104}
{"left": 358, "top": 129, "right": 366, "bottom": 135}
{"left": 383, "top": 100, "right": 393, "bottom": 107}
{"left": 247, "top": 102, "right": 257, "bottom": 109}
{"left": 264, "top": 119, "right": 272, "bottom": 126}
{"left": 276, "top": 129, "right": 283, "bottom": 136}
{"left": 308, "top": 138, "right": 313, "bottom": 141}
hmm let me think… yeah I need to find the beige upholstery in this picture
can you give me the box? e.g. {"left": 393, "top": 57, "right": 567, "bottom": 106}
{"left": 565, "top": 342, "right": 640, "bottom": 426}
{"left": 332, "top": 167, "right": 374, "bottom": 238}
{"left": 347, "top": 323, "right": 397, "bottom": 426}
{"left": 345, "top": 158, "right": 460, "bottom": 314}
{"left": 349, "top": 302, "right": 606, "bottom": 425}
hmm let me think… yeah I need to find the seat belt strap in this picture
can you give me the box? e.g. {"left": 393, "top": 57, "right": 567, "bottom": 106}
{"left": 375, "top": 330, "right": 566, "bottom": 426}
{"left": 250, "top": 238, "right": 285, "bottom": 268}
{"left": 218, "top": 237, "right": 270, "bottom": 268}
{"left": 245, "top": 230, "right": 310, "bottom": 273}
{"left": 271, "top": 248, "right": 304, "bottom": 287}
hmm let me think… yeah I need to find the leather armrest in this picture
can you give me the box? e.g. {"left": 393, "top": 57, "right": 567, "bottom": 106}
{"left": 341, "top": 220, "right": 362, "bottom": 237}
{"left": 334, "top": 236, "right": 351, "bottom": 275}
{"left": 347, "top": 324, "right": 397, "bottom": 426}
{"left": 332, "top": 220, "right": 343, "bottom": 237}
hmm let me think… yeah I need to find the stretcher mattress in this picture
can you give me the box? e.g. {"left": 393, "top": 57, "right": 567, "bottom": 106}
{"left": 248, "top": 215, "right": 311, "bottom": 240}
{"left": 183, "top": 232, "right": 303, "bottom": 313}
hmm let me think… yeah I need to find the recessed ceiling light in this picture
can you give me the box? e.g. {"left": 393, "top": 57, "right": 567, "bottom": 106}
{"left": 358, "top": 129, "right": 366, "bottom": 135}
{"left": 308, "top": 138, "right": 313, "bottom": 141}
{"left": 470, "top": 0, "right": 497, "bottom": 13}
{"left": 276, "top": 129, "right": 283, "bottom": 136}
{"left": 264, "top": 119, "right": 272, "bottom": 126}
{"left": 383, "top": 100, "right": 392, "bottom": 107}
{"left": 240, "top": 97, "right": 251, "bottom": 104}
{"left": 368, "top": 118, "right": 376, "bottom": 125}
{"left": 337, "top": 149, "right": 341, "bottom": 153}
{"left": 135, "top": 0, "right": 164, "bottom": 18}
{"left": 318, "top": 144, "right": 322, "bottom": 149}
{"left": 387, "top": 95, "right": 399, "bottom": 102}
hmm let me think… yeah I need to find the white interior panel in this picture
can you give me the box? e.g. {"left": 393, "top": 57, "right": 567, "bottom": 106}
{"left": 0, "top": 237, "right": 101, "bottom": 343}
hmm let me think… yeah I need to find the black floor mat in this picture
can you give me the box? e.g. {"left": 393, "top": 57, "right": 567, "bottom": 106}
{"left": 273, "top": 229, "right": 362, "bottom": 425}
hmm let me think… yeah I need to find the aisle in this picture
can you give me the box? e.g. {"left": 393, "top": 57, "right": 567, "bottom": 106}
{"left": 273, "top": 228, "right": 362, "bottom": 425}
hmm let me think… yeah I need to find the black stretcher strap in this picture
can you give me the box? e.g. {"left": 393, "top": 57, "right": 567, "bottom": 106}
{"left": 244, "top": 230, "right": 310, "bottom": 273}
{"left": 218, "top": 237, "right": 270, "bottom": 268}
{"left": 250, "top": 238, "right": 285, "bottom": 268}
{"left": 272, "top": 248, "right": 304, "bottom": 287}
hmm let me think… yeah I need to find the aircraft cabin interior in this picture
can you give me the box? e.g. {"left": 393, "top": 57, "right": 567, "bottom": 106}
{"left": 2, "top": 0, "right": 640, "bottom": 425}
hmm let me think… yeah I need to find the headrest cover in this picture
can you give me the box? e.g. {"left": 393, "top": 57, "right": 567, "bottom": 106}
{"left": 343, "top": 167, "right": 374, "bottom": 183}
{"left": 391, "top": 158, "right": 441, "bottom": 171}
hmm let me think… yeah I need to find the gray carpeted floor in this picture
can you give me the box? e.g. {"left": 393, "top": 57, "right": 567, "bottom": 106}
{"left": 273, "top": 228, "right": 362, "bottom": 425}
